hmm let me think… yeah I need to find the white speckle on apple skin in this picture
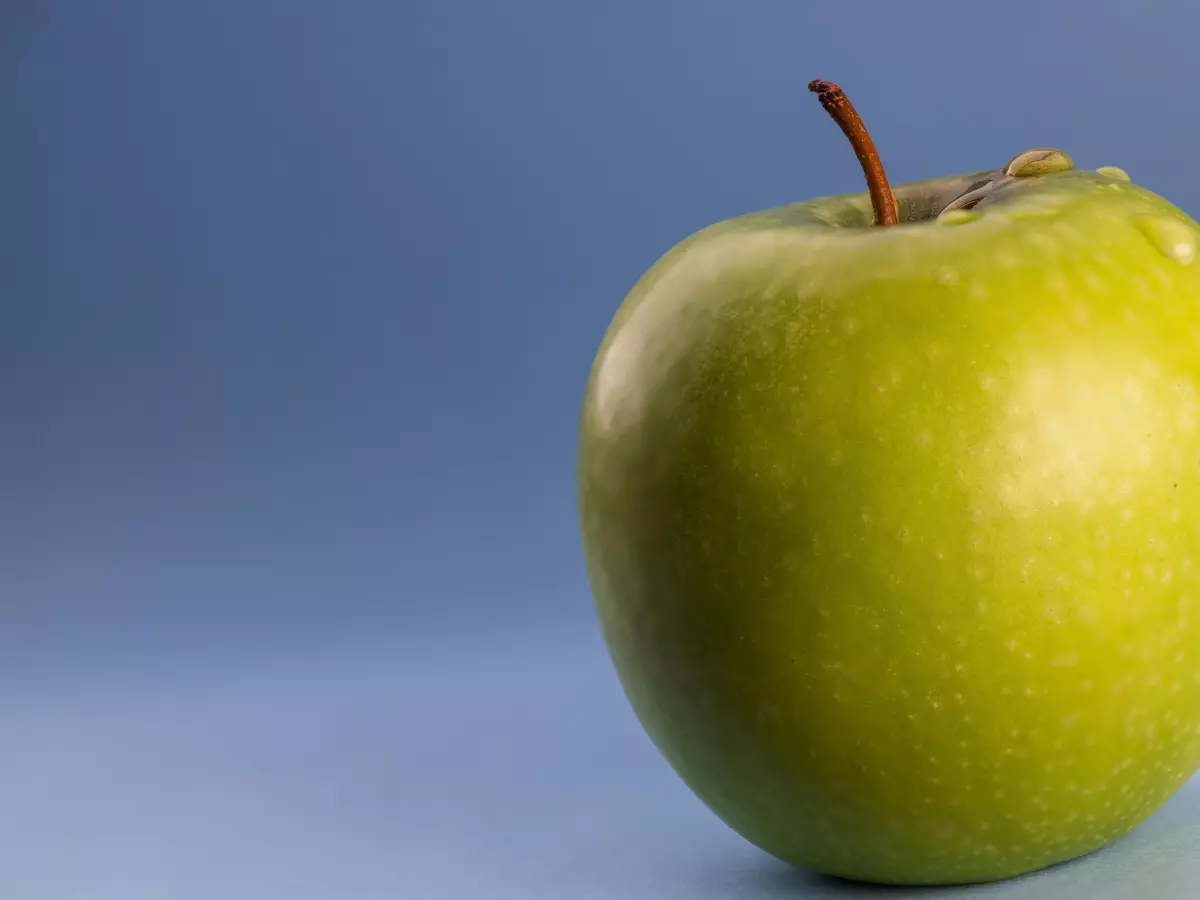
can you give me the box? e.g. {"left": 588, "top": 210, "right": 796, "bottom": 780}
{"left": 1056, "top": 224, "right": 1090, "bottom": 246}
{"left": 1081, "top": 269, "right": 1109, "bottom": 294}
{"left": 995, "top": 250, "right": 1022, "bottom": 270}
{"left": 1152, "top": 266, "right": 1178, "bottom": 288}
{"left": 1129, "top": 276, "right": 1152, "bottom": 297}
{"left": 1024, "top": 233, "right": 1063, "bottom": 253}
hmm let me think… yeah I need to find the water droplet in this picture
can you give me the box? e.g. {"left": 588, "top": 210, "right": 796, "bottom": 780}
{"left": 1096, "top": 166, "right": 1131, "bottom": 182}
{"left": 1133, "top": 216, "right": 1198, "bottom": 266}
{"left": 1006, "top": 148, "right": 1074, "bottom": 178}
{"left": 938, "top": 209, "right": 980, "bottom": 226}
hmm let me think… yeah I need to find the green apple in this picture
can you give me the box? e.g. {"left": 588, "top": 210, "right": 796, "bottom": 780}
{"left": 576, "top": 144, "right": 1200, "bottom": 885}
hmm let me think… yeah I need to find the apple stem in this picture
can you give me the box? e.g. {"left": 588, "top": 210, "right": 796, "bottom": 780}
{"left": 807, "top": 80, "right": 898, "bottom": 227}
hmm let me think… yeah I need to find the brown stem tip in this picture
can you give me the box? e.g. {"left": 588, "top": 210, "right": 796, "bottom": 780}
{"left": 807, "top": 79, "right": 898, "bottom": 227}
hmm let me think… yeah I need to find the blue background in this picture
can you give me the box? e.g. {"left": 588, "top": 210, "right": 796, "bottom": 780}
{"left": 3, "top": 2, "right": 1200, "bottom": 897}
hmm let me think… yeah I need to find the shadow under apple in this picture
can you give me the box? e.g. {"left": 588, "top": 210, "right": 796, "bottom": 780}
{"left": 737, "top": 778, "right": 1200, "bottom": 899}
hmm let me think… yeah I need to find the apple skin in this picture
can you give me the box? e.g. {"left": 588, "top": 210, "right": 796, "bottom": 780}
{"left": 577, "top": 163, "right": 1200, "bottom": 885}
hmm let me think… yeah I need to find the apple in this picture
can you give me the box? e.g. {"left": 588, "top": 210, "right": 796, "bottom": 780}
{"left": 576, "top": 81, "right": 1200, "bottom": 886}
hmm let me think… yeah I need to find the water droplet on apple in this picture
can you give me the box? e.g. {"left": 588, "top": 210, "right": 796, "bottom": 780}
{"left": 1132, "top": 216, "right": 1198, "bottom": 266}
{"left": 938, "top": 209, "right": 980, "bottom": 226}
{"left": 1096, "top": 165, "right": 1131, "bottom": 182}
{"left": 1005, "top": 148, "right": 1074, "bottom": 178}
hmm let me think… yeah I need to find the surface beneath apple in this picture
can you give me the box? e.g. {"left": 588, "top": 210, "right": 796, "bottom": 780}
{"left": 578, "top": 159, "right": 1200, "bottom": 885}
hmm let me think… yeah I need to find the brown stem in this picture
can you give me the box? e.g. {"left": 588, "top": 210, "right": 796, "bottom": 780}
{"left": 807, "top": 79, "right": 898, "bottom": 226}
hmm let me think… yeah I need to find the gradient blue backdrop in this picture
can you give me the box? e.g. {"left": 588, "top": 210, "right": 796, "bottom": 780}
{"left": 4, "top": 2, "right": 1200, "bottom": 898}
